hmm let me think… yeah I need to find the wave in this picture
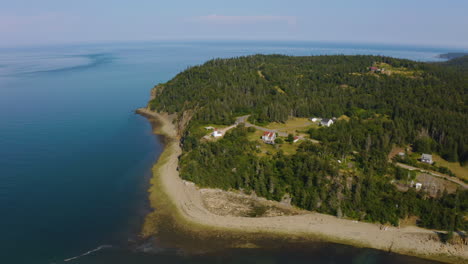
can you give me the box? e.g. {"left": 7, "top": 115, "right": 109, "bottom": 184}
{"left": 28, "top": 53, "right": 113, "bottom": 74}
{"left": 0, "top": 52, "right": 114, "bottom": 77}
{"left": 62, "top": 245, "right": 112, "bottom": 262}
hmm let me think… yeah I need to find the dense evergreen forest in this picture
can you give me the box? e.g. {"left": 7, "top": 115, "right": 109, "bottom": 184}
{"left": 151, "top": 55, "right": 467, "bottom": 165}
{"left": 149, "top": 55, "right": 467, "bottom": 231}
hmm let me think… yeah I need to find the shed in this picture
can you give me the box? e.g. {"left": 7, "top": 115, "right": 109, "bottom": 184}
{"left": 320, "top": 118, "right": 334, "bottom": 127}
{"left": 421, "top": 154, "right": 433, "bottom": 164}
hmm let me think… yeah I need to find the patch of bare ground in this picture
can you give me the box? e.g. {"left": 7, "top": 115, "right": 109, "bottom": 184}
{"left": 394, "top": 173, "right": 459, "bottom": 196}
{"left": 388, "top": 145, "right": 406, "bottom": 160}
{"left": 399, "top": 216, "right": 419, "bottom": 228}
{"left": 417, "top": 173, "right": 460, "bottom": 195}
{"left": 199, "top": 188, "right": 303, "bottom": 217}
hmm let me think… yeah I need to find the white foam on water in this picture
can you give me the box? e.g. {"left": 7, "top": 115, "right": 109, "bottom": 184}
{"left": 63, "top": 245, "right": 112, "bottom": 262}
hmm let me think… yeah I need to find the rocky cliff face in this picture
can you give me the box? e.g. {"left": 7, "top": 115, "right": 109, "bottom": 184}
{"left": 175, "top": 110, "right": 193, "bottom": 137}
{"left": 147, "top": 85, "right": 193, "bottom": 138}
{"left": 149, "top": 85, "right": 162, "bottom": 101}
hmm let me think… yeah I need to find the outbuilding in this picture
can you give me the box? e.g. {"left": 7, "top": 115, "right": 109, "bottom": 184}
{"left": 212, "top": 130, "right": 223, "bottom": 137}
{"left": 421, "top": 153, "right": 433, "bottom": 164}
{"left": 415, "top": 183, "right": 423, "bottom": 190}
{"left": 320, "top": 118, "right": 334, "bottom": 127}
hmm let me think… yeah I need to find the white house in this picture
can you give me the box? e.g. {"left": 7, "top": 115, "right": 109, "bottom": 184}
{"left": 212, "top": 130, "right": 223, "bottom": 138}
{"left": 415, "top": 183, "right": 422, "bottom": 190}
{"left": 421, "top": 153, "right": 433, "bottom": 164}
{"left": 262, "top": 131, "right": 276, "bottom": 144}
{"left": 320, "top": 118, "right": 334, "bottom": 127}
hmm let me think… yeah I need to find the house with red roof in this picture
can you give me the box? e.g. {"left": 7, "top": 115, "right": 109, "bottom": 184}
{"left": 262, "top": 131, "right": 276, "bottom": 144}
{"left": 369, "top": 66, "right": 384, "bottom": 73}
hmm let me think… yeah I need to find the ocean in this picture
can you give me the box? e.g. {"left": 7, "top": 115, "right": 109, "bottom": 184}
{"left": 0, "top": 41, "right": 463, "bottom": 264}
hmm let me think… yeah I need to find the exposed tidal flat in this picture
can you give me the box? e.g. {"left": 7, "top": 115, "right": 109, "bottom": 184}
{"left": 136, "top": 108, "right": 465, "bottom": 264}
{"left": 1, "top": 41, "right": 467, "bottom": 264}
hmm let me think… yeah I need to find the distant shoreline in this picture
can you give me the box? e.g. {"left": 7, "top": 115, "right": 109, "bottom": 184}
{"left": 437, "top": 52, "right": 468, "bottom": 60}
{"left": 136, "top": 108, "right": 467, "bottom": 264}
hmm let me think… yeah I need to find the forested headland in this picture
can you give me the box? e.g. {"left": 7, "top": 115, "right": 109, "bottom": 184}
{"left": 149, "top": 55, "right": 467, "bottom": 233}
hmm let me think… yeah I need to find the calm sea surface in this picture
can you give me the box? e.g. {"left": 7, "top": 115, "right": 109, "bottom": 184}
{"left": 0, "top": 41, "right": 463, "bottom": 264}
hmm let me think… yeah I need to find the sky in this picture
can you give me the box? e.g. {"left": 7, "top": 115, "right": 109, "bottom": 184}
{"left": 1, "top": 0, "right": 468, "bottom": 48}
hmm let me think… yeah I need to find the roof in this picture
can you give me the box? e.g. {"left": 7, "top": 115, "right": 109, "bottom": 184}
{"left": 421, "top": 153, "right": 432, "bottom": 159}
{"left": 294, "top": 136, "right": 299, "bottom": 139}
{"left": 263, "top": 131, "right": 275, "bottom": 137}
{"left": 321, "top": 118, "right": 331, "bottom": 123}
{"left": 370, "top": 66, "right": 378, "bottom": 70}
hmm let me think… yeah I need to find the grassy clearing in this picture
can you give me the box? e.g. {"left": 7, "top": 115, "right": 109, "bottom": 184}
{"left": 432, "top": 154, "right": 468, "bottom": 181}
{"left": 191, "top": 123, "right": 229, "bottom": 139}
{"left": 337, "top": 115, "right": 350, "bottom": 121}
{"left": 257, "top": 70, "right": 286, "bottom": 95}
{"left": 265, "top": 118, "right": 317, "bottom": 135}
{"left": 247, "top": 129, "right": 299, "bottom": 156}
{"left": 350, "top": 62, "right": 423, "bottom": 78}
{"left": 273, "top": 85, "right": 286, "bottom": 94}
{"left": 257, "top": 70, "right": 266, "bottom": 80}
{"left": 374, "top": 62, "right": 422, "bottom": 77}
{"left": 278, "top": 142, "right": 298, "bottom": 155}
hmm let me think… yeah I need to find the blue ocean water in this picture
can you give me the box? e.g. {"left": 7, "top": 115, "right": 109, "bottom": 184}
{"left": 0, "top": 41, "right": 463, "bottom": 264}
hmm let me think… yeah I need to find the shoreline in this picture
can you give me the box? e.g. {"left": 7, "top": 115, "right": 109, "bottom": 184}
{"left": 136, "top": 108, "right": 467, "bottom": 263}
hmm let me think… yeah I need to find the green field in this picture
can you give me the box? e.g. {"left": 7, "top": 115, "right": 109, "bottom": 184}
{"left": 247, "top": 129, "right": 299, "bottom": 156}
{"left": 432, "top": 154, "right": 468, "bottom": 180}
{"left": 264, "top": 118, "right": 317, "bottom": 135}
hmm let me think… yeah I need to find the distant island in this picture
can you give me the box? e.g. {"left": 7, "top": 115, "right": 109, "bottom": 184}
{"left": 139, "top": 55, "right": 468, "bottom": 263}
{"left": 438, "top": 52, "right": 468, "bottom": 60}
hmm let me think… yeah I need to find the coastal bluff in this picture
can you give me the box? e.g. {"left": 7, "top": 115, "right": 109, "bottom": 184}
{"left": 136, "top": 107, "right": 467, "bottom": 264}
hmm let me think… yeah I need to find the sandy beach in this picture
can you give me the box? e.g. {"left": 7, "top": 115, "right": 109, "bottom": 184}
{"left": 137, "top": 108, "right": 467, "bottom": 263}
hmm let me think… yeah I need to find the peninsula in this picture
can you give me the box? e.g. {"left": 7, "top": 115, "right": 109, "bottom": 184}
{"left": 139, "top": 55, "right": 467, "bottom": 263}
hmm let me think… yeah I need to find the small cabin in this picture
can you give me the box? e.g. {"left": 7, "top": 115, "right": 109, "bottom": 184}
{"left": 262, "top": 131, "right": 276, "bottom": 144}
{"left": 293, "top": 136, "right": 300, "bottom": 143}
{"left": 212, "top": 130, "right": 223, "bottom": 138}
{"left": 320, "top": 118, "right": 334, "bottom": 127}
{"left": 415, "top": 183, "right": 422, "bottom": 190}
{"left": 421, "top": 153, "right": 433, "bottom": 164}
{"left": 369, "top": 66, "right": 382, "bottom": 73}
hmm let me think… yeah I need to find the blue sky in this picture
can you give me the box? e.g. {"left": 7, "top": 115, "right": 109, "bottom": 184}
{"left": 1, "top": 0, "right": 468, "bottom": 47}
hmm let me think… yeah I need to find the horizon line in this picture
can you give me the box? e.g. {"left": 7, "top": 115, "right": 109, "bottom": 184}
{"left": 1, "top": 38, "right": 467, "bottom": 51}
